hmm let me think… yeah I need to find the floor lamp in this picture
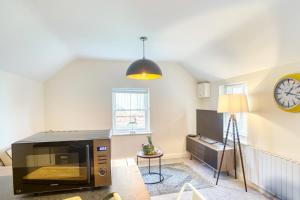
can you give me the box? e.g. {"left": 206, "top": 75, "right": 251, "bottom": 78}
{"left": 216, "top": 94, "right": 249, "bottom": 192}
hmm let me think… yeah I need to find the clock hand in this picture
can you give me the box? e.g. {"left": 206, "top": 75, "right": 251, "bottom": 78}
{"left": 286, "top": 87, "right": 296, "bottom": 95}
{"left": 285, "top": 93, "right": 300, "bottom": 101}
{"left": 286, "top": 93, "right": 300, "bottom": 97}
{"left": 286, "top": 92, "right": 295, "bottom": 95}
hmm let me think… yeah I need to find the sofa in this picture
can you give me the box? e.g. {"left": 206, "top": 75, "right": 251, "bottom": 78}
{"left": 0, "top": 147, "right": 12, "bottom": 167}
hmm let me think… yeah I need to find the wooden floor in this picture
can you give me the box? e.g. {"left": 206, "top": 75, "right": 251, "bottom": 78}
{"left": 150, "top": 158, "right": 277, "bottom": 200}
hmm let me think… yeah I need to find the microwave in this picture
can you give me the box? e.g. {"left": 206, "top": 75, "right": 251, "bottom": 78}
{"left": 12, "top": 130, "right": 112, "bottom": 195}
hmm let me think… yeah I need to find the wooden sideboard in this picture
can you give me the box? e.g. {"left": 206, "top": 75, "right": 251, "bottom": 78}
{"left": 186, "top": 136, "right": 234, "bottom": 177}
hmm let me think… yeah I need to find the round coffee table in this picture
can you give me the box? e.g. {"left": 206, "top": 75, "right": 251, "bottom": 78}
{"left": 137, "top": 150, "right": 164, "bottom": 184}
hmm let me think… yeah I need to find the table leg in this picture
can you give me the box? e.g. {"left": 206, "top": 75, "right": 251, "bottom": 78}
{"left": 159, "top": 157, "right": 161, "bottom": 182}
{"left": 148, "top": 158, "right": 150, "bottom": 174}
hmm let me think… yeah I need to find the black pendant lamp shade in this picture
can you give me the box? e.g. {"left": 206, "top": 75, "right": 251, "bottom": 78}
{"left": 126, "top": 37, "right": 162, "bottom": 80}
{"left": 126, "top": 59, "right": 162, "bottom": 80}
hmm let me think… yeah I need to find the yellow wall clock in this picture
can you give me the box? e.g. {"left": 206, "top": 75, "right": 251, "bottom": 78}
{"left": 274, "top": 73, "right": 300, "bottom": 112}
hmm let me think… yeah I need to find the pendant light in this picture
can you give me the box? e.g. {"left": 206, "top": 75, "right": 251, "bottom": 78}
{"left": 126, "top": 36, "right": 162, "bottom": 80}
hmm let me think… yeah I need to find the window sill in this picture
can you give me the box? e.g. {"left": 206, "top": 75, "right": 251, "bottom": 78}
{"left": 112, "top": 131, "right": 152, "bottom": 136}
{"left": 226, "top": 136, "right": 248, "bottom": 145}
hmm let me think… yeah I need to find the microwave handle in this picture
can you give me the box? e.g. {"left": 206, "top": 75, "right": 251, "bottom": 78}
{"left": 86, "top": 144, "right": 91, "bottom": 184}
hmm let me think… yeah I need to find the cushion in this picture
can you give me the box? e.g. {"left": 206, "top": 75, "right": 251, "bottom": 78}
{"left": 0, "top": 151, "right": 12, "bottom": 166}
{"left": 5, "top": 149, "right": 12, "bottom": 159}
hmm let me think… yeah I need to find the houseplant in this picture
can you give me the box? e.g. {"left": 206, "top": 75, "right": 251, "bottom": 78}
{"left": 142, "top": 136, "right": 156, "bottom": 155}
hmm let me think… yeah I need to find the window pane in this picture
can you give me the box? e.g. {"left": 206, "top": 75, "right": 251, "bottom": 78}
{"left": 115, "top": 93, "right": 131, "bottom": 110}
{"left": 130, "top": 110, "right": 146, "bottom": 129}
{"left": 130, "top": 93, "right": 147, "bottom": 110}
{"left": 232, "top": 86, "right": 243, "bottom": 94}
{"left": 114, "top": 110, "right": 146, "bottom": 131}
{"left": 112, "top": 88, "right": 150, "bottom": 134}
{"left": 115, "top": 111, "right": 131, "bottom": 130}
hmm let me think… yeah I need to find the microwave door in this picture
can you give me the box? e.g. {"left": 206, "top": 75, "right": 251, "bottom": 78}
{"left": 13, "top": 141, "right": 92, "bottom": 194}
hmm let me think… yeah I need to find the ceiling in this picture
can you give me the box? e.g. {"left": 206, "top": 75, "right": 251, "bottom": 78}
{"left": 1, "top": 0, "right": 300, "bottom": 81}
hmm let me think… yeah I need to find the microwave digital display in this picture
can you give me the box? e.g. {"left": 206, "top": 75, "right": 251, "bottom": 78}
{"left": 97, "top": 146, "right": 107, "bottom": 152}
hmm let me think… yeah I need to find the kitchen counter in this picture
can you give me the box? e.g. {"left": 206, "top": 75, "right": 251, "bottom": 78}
{"left": 0, "top": 159, "right": 150, "bottom": 200}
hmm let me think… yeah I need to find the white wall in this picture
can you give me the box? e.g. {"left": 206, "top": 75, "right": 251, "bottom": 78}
{"left": 199, "top": 64, "right": 300, "bottom": 162}
{"left": 0, "top": 70, "right": 44, "bottom": 150}
{"left": 45, "top": 58, "right": 199, "bottom": 159}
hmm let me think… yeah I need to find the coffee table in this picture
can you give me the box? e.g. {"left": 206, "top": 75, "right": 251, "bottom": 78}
{"left": 137, "top": 150, "right": 164, "bottom": 184}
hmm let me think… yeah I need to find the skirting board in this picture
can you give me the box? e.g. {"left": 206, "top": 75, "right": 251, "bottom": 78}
{"left": 134, "top": 153, "right": 189, "bottom": 166}
{"left": 162, "top": 153, "right": 190, "bottom": 160}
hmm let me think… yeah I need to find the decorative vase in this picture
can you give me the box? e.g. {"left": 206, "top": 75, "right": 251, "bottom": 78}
{"left": 142, "top": 136, "right": 155, "bottom": 155}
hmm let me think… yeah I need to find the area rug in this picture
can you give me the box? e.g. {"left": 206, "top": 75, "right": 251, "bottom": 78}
{"left": 139, "top": 163, "right": 212, "bottom": 196}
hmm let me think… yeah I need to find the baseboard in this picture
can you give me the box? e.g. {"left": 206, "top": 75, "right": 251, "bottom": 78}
{"left": 113, "top": 152, "right": 189, "bottom": 160}
{"left": 134, "top": 152, "right": 189, "bottom": 166}
{"left": 114, "top": 152, "right": 189, "bottom": 160}
{"left": 162, "top": 153, "right": 189, "bottom": 160}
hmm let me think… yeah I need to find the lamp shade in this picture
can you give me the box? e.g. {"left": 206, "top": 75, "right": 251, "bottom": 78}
{"left": 217, "top": 94, "right": 249, "bottom": 113}
{"left": 126, "top": 36, "right": 162, "bottom": 80}
{"left": 126, "top": 59, "right": 162, "bottom": 80}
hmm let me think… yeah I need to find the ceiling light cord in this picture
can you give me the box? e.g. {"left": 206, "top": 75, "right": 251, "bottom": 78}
{"left": 143, "top": 40, "right": 145, "bottom": 59}
{"left": 140, "top": 36, "right": 147, "bottom": 59}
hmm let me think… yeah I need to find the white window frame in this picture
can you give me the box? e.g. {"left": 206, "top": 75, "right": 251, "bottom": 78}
{"left": 112, "top": 88, "right": 150, "bottom": 135}
{"left": 220, "top": 83, "right": 248, "bottom": 142}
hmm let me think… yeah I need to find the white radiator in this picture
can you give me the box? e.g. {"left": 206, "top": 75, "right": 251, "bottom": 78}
{"left": 242, "top": 146, "right": 300, "bottom": 200}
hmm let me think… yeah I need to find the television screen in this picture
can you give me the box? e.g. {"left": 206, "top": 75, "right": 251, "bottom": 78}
{"left": 196, "top": 110, "right": 223, "bottom": 143}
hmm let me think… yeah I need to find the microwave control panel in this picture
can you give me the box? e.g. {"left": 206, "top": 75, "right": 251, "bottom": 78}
{"left": 93, "top": 139, "right": 111, "bottom": 187}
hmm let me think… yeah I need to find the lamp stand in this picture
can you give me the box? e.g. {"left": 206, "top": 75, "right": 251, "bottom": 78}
{"left": 216, "top": 114, "right": 248, "bottom": 192}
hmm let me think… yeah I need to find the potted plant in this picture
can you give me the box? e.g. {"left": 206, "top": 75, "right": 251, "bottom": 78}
{"left": 142, "top": 136, "right": 156, "bottom": 155}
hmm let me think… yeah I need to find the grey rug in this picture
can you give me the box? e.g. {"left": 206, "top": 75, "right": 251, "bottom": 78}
{"left": 139, "top": 163, "right": 212, "bottom": 196}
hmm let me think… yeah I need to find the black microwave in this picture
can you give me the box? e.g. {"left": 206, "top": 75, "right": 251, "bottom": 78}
{"left": 12, "top": 130, "right": 112, "bottom": 195}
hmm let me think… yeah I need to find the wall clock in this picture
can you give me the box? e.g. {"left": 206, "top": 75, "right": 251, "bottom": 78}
{"left": 274, "top": 73, "right": 300, "bottom": 112}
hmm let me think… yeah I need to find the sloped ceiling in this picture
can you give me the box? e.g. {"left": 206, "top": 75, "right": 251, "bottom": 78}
{"left": 1, "top": 0, "right": 300, "bottom": 81}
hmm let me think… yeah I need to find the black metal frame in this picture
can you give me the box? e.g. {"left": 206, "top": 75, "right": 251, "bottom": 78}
{"left": 137, "top": 156, "right": 164, "bottom": 184}
{"left": 216, "top": 114, "right": 248, "bottom": 192}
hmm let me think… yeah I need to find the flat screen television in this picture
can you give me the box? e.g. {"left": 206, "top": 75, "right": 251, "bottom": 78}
{"left": 196, "top": 109, "right": 223, "bottom": 143}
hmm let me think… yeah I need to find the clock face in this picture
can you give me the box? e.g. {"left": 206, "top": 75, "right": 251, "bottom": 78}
{"left": 274, "top": 78, "right": 300, "bottom": 109}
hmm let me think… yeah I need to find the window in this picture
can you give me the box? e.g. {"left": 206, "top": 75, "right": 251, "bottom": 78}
{"left": 112, "top": 88, "right": 150, "bottom": 135}
{"left": 220, "top": 83, "right": 248, "bottom": 140}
